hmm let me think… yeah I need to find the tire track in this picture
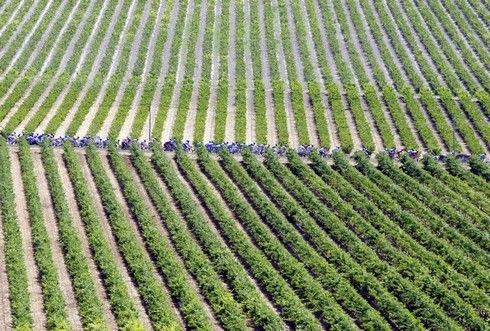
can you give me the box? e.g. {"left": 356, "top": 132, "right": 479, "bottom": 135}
{"left": 78, "top": 153, "right": 154, "bottom": 330}
{"left": 99, "top": 153, "right": 185, "bottom": 328}
{"left": 54, "top": 151, "right": 118, "bottom": 330}
{"left": 124, "top": 156, "right": 223, "bottom": 329}
{"left": 9, "top": 150, "right": 46, "bottom": 330}
{"left": 223, "top": 0, "right": 236, "bottom": 142}
{"left": 41, "top": 0, "right": 125, "bottom": 134}
{"left": 118, "top": 0, "right": 168, "bottom": 140}
{"left": 32, "top": 151, "right": 83, "bottom": 330}
{"left": 97, "top": 0, "right": 155, "bottom": 137}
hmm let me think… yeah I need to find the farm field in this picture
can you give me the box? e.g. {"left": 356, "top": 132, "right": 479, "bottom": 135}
{"left": 0, "top": 137, "right": 488, "bottom": 330}
{"left": 0, "top": 0, "right": 489, "bottom": 153}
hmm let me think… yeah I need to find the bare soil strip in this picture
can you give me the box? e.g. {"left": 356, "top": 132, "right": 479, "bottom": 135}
{"left": 160, "top": 0, "right": 198, "bottom": 142}
{"left": 5, "top": 0, "right": 97, "bottom": 131}
{"left": 32, "top": 151, "right": 83, "bottom": 330}
{"left": 268, "top": 0, "right": 298, "bottom": 146}
{"left": 99, "top": 0, "right": 155, "bottom": 137}
{"left": 183, "top": 0, "right": 210, "bottom": 141}
{"left": 0, "top": 203, "right": 11, "bottom": 331}
{"left": 256, "top": 0, "right": 277, "bottom": 145}
{"left": 360, "top": 97, "right": 384, "bottom": 150}
{"left": 142, "top": 0, "right": 182, "bottom": 139}
{"left": 54, "top": 151, "right": 118, "bottom": 330}
{"left": 42, "top": 0, "right": 127, "bottom": 133}
{"left": 202, "top": 0, "right": 222, "bottom": 142}
{"left": 0, "top": 0, "right": 47, "bottom": 66}
{"left": 124, "top": 156, "right": 223, "bottom": 329}
{"left": 99, "top": 154, "right": 185, "bottom": 327}
{"left": 0, "top": 0, "right": 70, "bottom": 108}
{"left": 9, "top": 151, "right": 46, "bottom": 330}
{"left": 243, "top": 0, "right": 256, "bottom": 144}
{"left": 74, "top": 0, "right": 139, "bottom": 137}
{"left": 119, "top": 0, "right": 168, "bottom": 140}
{"left": 283, "top": 0, "right": 318, "bottom": 145}
{"left": 224, "top": 0, "right": 237, "bottom": 142}
{"left": 78, "top": 154, "right": 154, "bottom": 330}
{"left": 0, "top": 0, "right": 28, "bottom": 40}
{"left": 32, "top": 0, "right": 114, "bottom": 133}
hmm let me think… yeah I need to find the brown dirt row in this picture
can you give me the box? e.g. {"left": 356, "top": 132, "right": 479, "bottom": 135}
{"left": 31, "top": 151, "right": 84, "bottom": 330}
{"left": 123, "top": 156, "right": 223, "bottom": 329}
{"left": 9, "top": 150, "right": 47, "bottom": 330}
{"left": 224, "top": 0, "right": 237, "bottom": 142}
{"left": 98, "top": 153, "right": 185, "bottom": 327}
{"left": 53, "top": 151, "right": 118, "bottom": 330}
{"left": 77, "top": 153, "right": 154, "bottom": 330}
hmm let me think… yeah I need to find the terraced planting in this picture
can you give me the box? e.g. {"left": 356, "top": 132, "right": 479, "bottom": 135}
{"left": 0, "top": 0, "right": 487, "bottom": 153}
{"left": 0, "top": 139, "right": 488, "bottom": 330}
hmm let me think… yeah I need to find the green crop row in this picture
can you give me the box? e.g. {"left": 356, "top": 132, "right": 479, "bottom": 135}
{"left": 18, "top": 139, "right": 70, "bottom": 330}
{"left": 40, "top": 143, "right": 108, "bottom": 329}
{"left": 85, "top": 144, "right": 182, "bottom": 330}
{"left": 0, "top": 138, "right": 32, "bottom": 330}
{"left": 150, "top": 146, "right": 282, "bottom": 329}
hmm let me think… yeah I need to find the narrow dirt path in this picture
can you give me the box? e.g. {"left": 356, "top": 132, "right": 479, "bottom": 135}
{"left": 99, "top": 0, "right": 155, "bottom": 137}
{"left": 341, "top": 93, "right": 363, "bottom": 150}
{"left": 9, "top": 150, "right": 46, "bottom": 330}
{"left": 256, "top": 0, "right": 276, "bottom": 145}
{"left": 0, "top": 0, "right": 28, "bottom": 40}
{"left": 360, "top": 97, "right": 384, "bottom": 150}
{"left": 0, "top": 0, "right": 69, "bottom": 109}
{"left": 183, "top": 0, "right": 211, "bottom": 141}
{"left": 363, "top": 0, "right": 428, "bottom": 88}
{"left": 282, "top": 0, "right": 320, "bottom": 146}
{"left": 78, "top": 154, "right": 154, "bottom": 330}
{"left": 243, "top": 0, "right": 255, "bottom": 144}
{"left": 1, "top": 0, "right": 67, "bottom": 80}
{"left": 224, "top": 0, "right": 236, "bottom": 142}
{"left": 98, "top": 154, "right": 185, "bottom": 327}
{"left": 54, "top": 151, "right": 118, "bottom": 330}
{"left": 0, "top": 205, "right": 11, "bottom": 331}
{"left": 160, "top": 0, "right": 197, "bottom": 142}
{"left": 40, "top": 0, "right": 126, "bottom": 133}
{"left": 142, "top": 0, "right": 182, "bottom": 139}
{"left": 341, "top": 0, "right": 393, "bottom": 86}
{"left": 74, "top": 0, "right": 139, "bottom": 137}
{"left": 0, "top": 0, "right": 47, "bottom": 64}
{"left": 32, "top": 151, "right": 83, "bottom": 330}
{"left": 268, "top": 0, "right": 298, "bottom": 146}
{"left": 124, "top": 156, "right": 223, "bottom": 329}
{"left": 118, "top": 0, "right": 168, "bottom": 140}
{"left": 170, "top": 157, "right": 281, "bottom": 316}
{"left": 202, "top": 0, "right": 222, "bottom": 143}
{"left": 4, "top": 0, "right": 96, "bottom": 132}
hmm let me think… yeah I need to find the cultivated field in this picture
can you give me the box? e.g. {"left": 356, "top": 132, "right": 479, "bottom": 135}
{"left": 0, "top": 0, "right": 489, "bottom": 152}
{"left": 0, "top": 138, "right": 488, "bottom": 330}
